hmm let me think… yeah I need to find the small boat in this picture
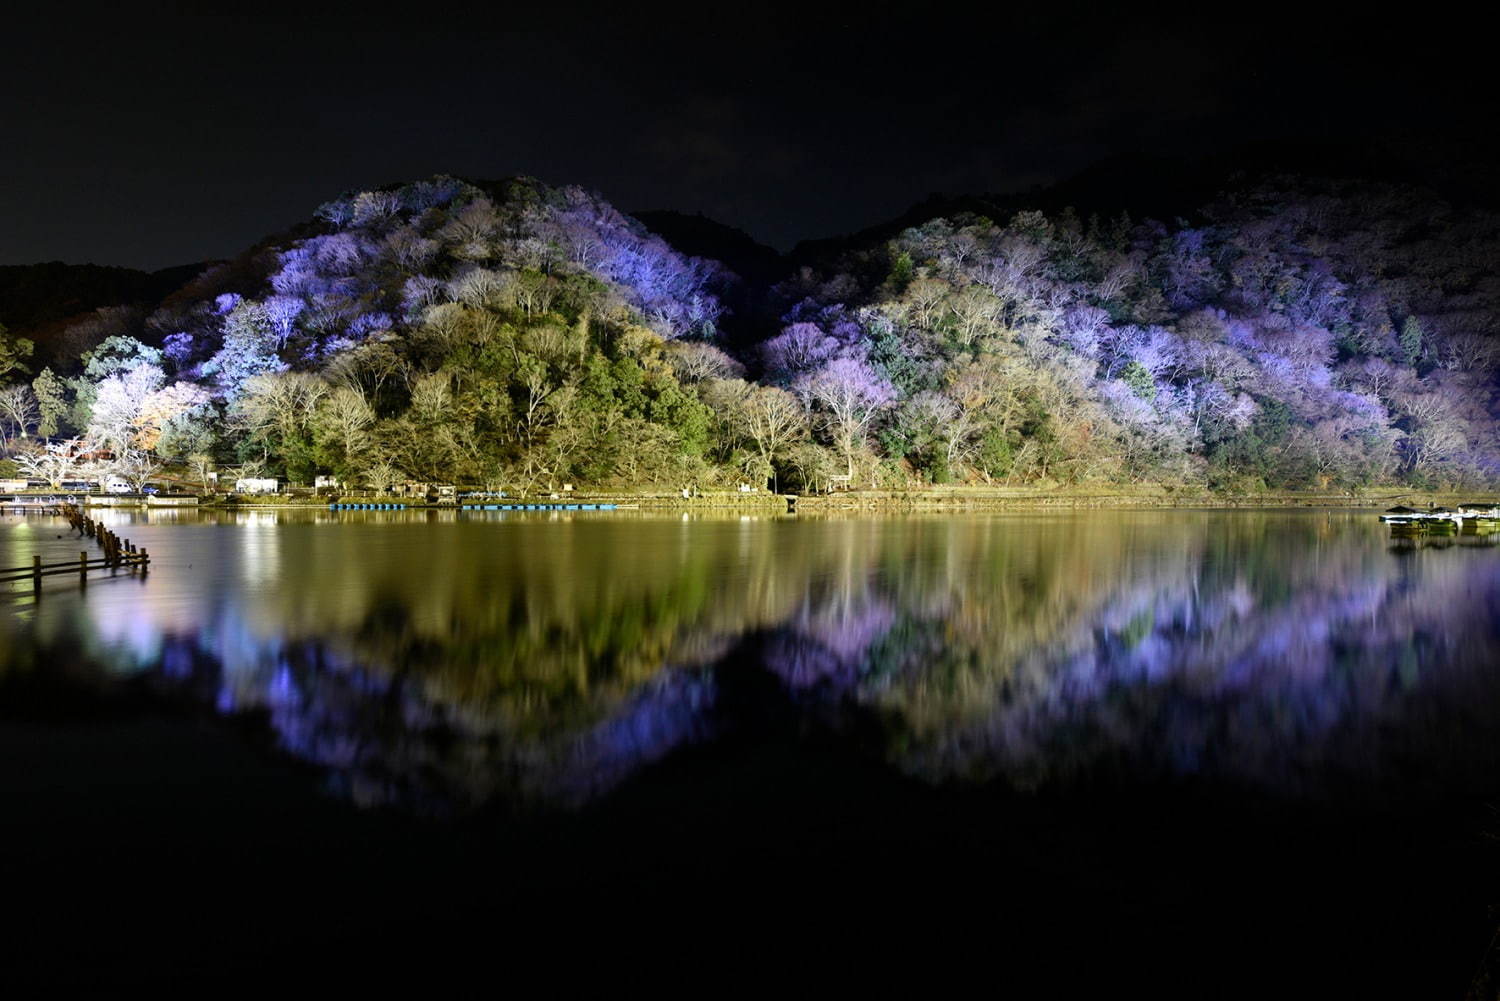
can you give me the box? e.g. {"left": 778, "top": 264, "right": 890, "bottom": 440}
{"left": 1379, "top": 506, "right": 1421, "bottom": 523}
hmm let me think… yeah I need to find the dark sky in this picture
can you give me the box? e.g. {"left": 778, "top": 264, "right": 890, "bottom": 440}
{"left": 2, "top": 7, "right": 1493, "bottom": 270}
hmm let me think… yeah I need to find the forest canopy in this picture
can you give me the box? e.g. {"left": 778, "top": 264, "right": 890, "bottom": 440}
{"left": 1, "top": 173, "right": 1496, "bottom": 494}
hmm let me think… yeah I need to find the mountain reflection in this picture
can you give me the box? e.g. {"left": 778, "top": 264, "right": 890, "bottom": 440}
{"left": 3, "top": 511, "right": 1498, "bottom": 812}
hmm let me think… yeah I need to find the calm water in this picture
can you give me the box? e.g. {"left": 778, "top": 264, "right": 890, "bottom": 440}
{"left": 2, "top": 508, "right": 1498, "bottom": 992}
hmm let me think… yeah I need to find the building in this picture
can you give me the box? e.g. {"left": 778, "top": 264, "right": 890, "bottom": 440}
{"left": 235, "top": 478, "right": 280, "bottom": 494}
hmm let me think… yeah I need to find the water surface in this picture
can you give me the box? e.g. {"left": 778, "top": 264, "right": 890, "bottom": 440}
{"left": 2, "top": 508, "right": 1497, "bottom": 992}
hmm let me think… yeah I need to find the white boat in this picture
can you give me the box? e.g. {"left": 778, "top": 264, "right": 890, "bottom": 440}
{"left": 1381, "top": 504, "right": 1498, "bottom": 525}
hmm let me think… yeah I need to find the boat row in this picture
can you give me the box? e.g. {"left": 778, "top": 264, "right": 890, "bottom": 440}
{"left": 1379, "top": 503, "right": 1499, "bottom": 525}
{"left": 461, "top": 503, "right": 619, "bottom": 511}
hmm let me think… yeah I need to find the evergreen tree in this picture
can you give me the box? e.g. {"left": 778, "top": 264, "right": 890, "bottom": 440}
{"left": 1399, "top": 316, "right": 1424, "bottom": 368}
{"left": 31, "top": 367, "right": 68, "bottom": 437}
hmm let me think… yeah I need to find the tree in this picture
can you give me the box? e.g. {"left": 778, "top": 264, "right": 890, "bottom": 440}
{"left": 69, "top": 336, "right": 164, "bottom": 430}
{"left": 762, "top": 323, "right": 839, "bottom": 381}
{"left": 87, "top": 365, "right": 165, "bottom": 451}
{"left": 137, "top": 385, "right": 211, "bottom": 451}
{"left": 787, "top": 442, "right": 841, "bottom": 494}
{"left": 1399, "top": 316, "right": 1424, "bottom": 368}
{"left": 733, "top": 385, "right": 807, "bottom": 490}
{"left": 109, "top": 448, "right": 162, "bottom": 492}
{"left": 206, "top": 302, "right": 288, "bottom": 397}
{"left": 904, "top": 277, "right": 950, "bottom": 329}
{"left": 14, "top": 438, "right": 90, "bottom": 489}
{"left": 229, "top": 372, "right": 327, "bottom": 466}
{"left": 185, "top": 452, "right": 218, "bottom": 493}
{"left": 1393, "top": 388, "right": 1466, "bottom": 477}
{"left": 313, "top": 386, "right": 375, "bottom": 474}
{"left": 157, "top": 409, "right": 217, "bottom": 461}
{"left": 326, "top": 339, "right": 405, "bottom": 405}
{"left": 889, "top": 391, "right": 962, "bottom": 480}
{"left": 1121, "top": 361, "right": 1157, "bottom": 401}
{"left": 80, "top": 336, "right": 162, "bottom": 381}
{"left": 668, "top": 342, "right": 744, "bottom": 383}
{"left": 794, "top": 358, "right": 896, "bottom": 482}
{"left": 362, "top": 461, "right": 402, "bottom": 493}
{"left": 0, "top": 323, "right": 34, "bottom": 381}
{"left": 0, "top": 384, "right": 38, "bottom": 448}
{"left": 85, "top": 365, "right": 210, "bottom": 453}
{"left": 31, "top": 368, "right": 68, "bottom": 437}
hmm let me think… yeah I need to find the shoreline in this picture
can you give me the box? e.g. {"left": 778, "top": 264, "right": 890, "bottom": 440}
{"left": 7, "top": 485, "right": 1486, "bottom": 514}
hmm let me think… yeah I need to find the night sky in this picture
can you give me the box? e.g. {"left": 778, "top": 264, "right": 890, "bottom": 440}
{"left": 3, "top": 8, "right": 1493, "bottom": 270}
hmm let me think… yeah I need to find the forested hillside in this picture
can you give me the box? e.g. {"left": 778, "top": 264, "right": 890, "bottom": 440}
{"left": 1, "top": 173, "right": 1496, "bottom": 494}
{"left": 765, "top": 177, "right": 1500, "bottom": 489}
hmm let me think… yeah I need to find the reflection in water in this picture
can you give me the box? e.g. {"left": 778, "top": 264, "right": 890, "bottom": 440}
{"left": 3, "top": 510, "right": 1499, "bottom": 813}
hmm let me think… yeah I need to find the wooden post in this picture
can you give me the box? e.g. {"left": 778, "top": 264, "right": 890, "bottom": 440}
{"left": 139, "top": 548, "right": 149, "bottom": 576}
{"left": 80, "top": 551, "right": 88, "bottom": 588}
{"left": 33, "top": 555, "right": 41, "bottom": 595}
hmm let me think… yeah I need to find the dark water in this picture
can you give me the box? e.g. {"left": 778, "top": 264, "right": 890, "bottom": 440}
{"left": 2, "top": 509, "right": 1498, "bottom": 994}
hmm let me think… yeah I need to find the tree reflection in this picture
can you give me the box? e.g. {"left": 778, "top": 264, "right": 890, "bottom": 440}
{"left": 2, "top": 511, "right": 1497, "bottom": 812}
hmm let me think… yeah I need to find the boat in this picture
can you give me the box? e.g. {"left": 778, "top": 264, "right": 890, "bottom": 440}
{"left": 1381, "top": 501, "right": 1500, "bottom": 532}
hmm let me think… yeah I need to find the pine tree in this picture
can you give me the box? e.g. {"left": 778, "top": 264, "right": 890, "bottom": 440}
{"left": 1399, "top": 316, "right": 1424, "bottom": 368}
{"left": 32, "top": 367, "right": 68, "bottom": 437}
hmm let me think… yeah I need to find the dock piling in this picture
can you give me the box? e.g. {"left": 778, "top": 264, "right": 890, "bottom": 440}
{"left": 3, "top": 505, "right": 155, "bottom": 597}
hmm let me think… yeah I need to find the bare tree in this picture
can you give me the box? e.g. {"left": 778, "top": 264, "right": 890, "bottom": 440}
{"left": 362, "top": 461, "right": 402, "bottom": 493}
{"left": 735, "top": 386, "right": 807, "bottom": 489}
{"left": 110, "top": 448, "right": 162, "bottom": 492}
{"left": 316, "top": 386, "right": 375, "bottom": 465}
{"left": 0, "top": 384, "right": 38, "bottom": 448}
{"left": 794, "top": 358, "right": 896, "bottom": 482}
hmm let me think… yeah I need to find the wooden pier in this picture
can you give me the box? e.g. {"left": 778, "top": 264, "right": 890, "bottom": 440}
{"left": 1, "top": 503, "right": 149, "bottom": 596}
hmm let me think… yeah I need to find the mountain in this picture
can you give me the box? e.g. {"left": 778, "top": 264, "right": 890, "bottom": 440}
{"left": 0, "top": 261, "right": 205, "bottom": 369}
{"left": 789, "top": 141, "right": 1500, "bottom": 266}
{"left": 629, "top": 210, "right": 784, "bottom": 286}
{"left": 1, "top": 169, "right": 1496, "bottom": 496}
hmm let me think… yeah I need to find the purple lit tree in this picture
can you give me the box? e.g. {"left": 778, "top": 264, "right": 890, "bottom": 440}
{"left": 794, "top": 357, "right": 896, "bottom": 481}
{"left": 762, "top": 322, "right": 839, "bottom": 381}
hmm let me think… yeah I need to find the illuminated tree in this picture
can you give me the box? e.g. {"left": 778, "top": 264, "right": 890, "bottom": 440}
{"left": 733, "top": 385, "right": 807, "bottom": 489}
{"left": 206, "top": 302, "right": 287, "bottom": 397}
{"left": 762, "top": 323, "right": 838, "bottom": 381}
{"left": 0, "top": 384, "right": 38, "bottom": 447}
{"left": 313, "top": 386, "right": 375, "bottom": 474}
{"left": 31, "top": 367, "right": 67, "bottom": 437}
{"left": 794, "top": 358, "right": 896, "bottom": 481}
